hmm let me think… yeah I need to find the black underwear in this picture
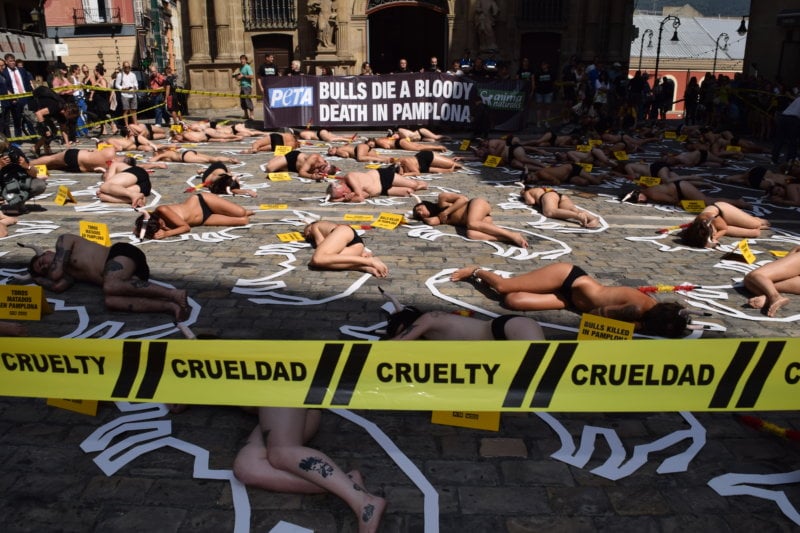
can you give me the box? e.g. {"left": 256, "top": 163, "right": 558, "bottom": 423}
{"left": 347, "top": 227, "right": 364, "bottom": 247}
{"left": 558, "top": 265, "right": 588, "bottom": 308}
{"left": 549, "top": 131, "right": 558, "bottom": 146}
{"left": 650, "top": 162, "right": 669, "bottom": 176}
{"left": 747, "top": 166, "right": 767, "bottom": 188}
{"left": 64, "top": 149, "right": 80, "bottom": 172}
{"left": 711, "top": 203, "right": 724, "bottom": 218}
{"left": 415, "top": 150, "right": 434, "bottom": 173}
{"left": 490, "top": 314, "right": 527, "bottom": 340}
{"left": 232, "top": 123, "right": 245, "bottom": 134}
{"left": 202, "top": 161, "right": 228, "bottom": 181}
{"left": 269, "top": 133, "right": 283, "bottom": 150}
{"left": 197, "top": 193, "right": 212, "bottom": 223}
{"left": 534, "top": 189, "right": 561, "bottom": 207}
{"left": 285, "top": 150, "right": 300, "bottom": 172}
{"left": 698, "top": 149, "right": 708, "bottom": 165}
{"left": 378, "top": 166, "right": 395, "bottom": 195}
{"left": 106, "top": 243, "right": 150, "bottom": 281}
{"left": 569, "top": 164, "right": 582, "bottom": 178}
{"left": 128, "top": 165, "right": 152, "bottom": 196}
{"left": 181, "top": 149, "right": 197, "bottom": 162}
{"left": 146, "top": 124, "right": 154, "bottom": 138}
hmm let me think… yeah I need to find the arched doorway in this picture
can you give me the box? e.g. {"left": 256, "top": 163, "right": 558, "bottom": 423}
{"left": 520, "top": 32, "right": 562, "bottom": 74}
{"left": 367, "top": 2, "right": 448, "bottom": 74}
{"left": 252, "top": 34, "right": 293, "bottom": 95}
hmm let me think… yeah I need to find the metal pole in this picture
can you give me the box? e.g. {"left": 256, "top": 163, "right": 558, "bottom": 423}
{"left": 712, "top": 33, "right": 729, "bottom": 76}
{"left": 638, "top": 29, "right": 653, "bottom": 72}
{"left": 654, "top": 16, "right": 680, "bottom": 85}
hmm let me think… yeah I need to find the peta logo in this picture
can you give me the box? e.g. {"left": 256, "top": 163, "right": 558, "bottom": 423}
{"left": 269, "top": 86, "right": 314, "bottom": 108}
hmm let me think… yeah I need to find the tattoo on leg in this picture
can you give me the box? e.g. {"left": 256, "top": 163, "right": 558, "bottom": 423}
{"left": 362, "top": 504, "right": 375, "bottom": 523}
{"left": 104, "top": 259, "right": 123, "bottom": 273}
{"left": 131, "top": 279, "right": 150, "bottom": 289}
{"left": 298, "top": 456, "right": 334, "bottom": 478}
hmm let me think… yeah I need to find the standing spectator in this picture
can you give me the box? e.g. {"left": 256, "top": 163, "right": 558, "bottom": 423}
{"left": 360, "top": 61, "right": 374, "bottom": 75}
{"left": 69, "top": 64, "right": 88, "bottom": 139}
{"left": 0, "top": 58, "right": 10, "bottom": 137}
{"left": 2, "top": 54, "right": 34, "bottom": 139}
{"left": 395, "top": 58, "right": 411, "bottom": 73}
{"left": 658, "top": 76, "right": 675, "bottom": 121}
{"left": 234, "top": 55, "right": 254, "bottom": 121}
{"left": 698, "top": 72, "right": 716, "bottom": 124}
{"left": 683, "top": 76, "right": 699, "bottom": 126}
{"left": 446, "top": 60, "right": 463, "bottom": 76}
{"left": 256, "top": 53, "right": 277, "bottom": 95}
{"left": 164, "top": 66, "right": 184, "bottom": 125}
{"left": 560, "top": 56, "right": 578, "bottom": 109}
{"left": 287, "top": 60, "right": 303, "bottom": 76}
{"left": 772, "top": 93, "right": 800, "bottom": 165}
{"left": 516, "top": 57, "right": 534, "bottom": 125}
{"left": 114, "top": 61, "right": 139, "bottom": 126}
{"left": 421, "top": 56, "right": 441, "bottom": 73}
{"left": 532, "top": 61, "right": 555, "bottom": 128}
{"left": 88, "top": 64, "right": 116, "bottom": 135}
{"left": 147, "top": 64, "right": 167, "bottom": 126}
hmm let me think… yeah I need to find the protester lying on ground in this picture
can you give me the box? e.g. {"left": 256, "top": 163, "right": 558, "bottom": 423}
{"left": 134, "top": 192, "right": 254, "bottom": 239}
{"left": 679, "top": 202, "right": 770, "bottom": 248}
{"left": 394, "top": 150, "right": 463, "bottom": 174}
{"left": 303, "top": 220, "right": 388, "bottom": 277}
{"left": 242, "top": 132, "right": 300, "bottom": 153}
{"left": 521, "top": 186, "right": 600, "bottom": 228}
{"left": 743, "top": 246, "right": 800, "bottom": 317}
{"left": 265, "top": 150, "right": 336, "bottom": 180}
{"left": 619, "top": 180, "right": 752, "bottom": 209}
{"left": 326, "top": 168, "right": 427, "bottom": 202}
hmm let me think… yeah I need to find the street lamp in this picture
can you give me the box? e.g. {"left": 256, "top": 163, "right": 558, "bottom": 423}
{"left": 653, "top": 15, "right": 680, "bottom": 85}
{"left": 737, "top": 16, "right": 748, "bottom": 36}
{"left": 712, "top": 32, "right": 729, "bottom": 75}
{"left": 638, "top": 28, "right": 654, "bottom": 71}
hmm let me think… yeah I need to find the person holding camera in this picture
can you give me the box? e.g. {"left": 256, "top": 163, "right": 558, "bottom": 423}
{"left": 0, "top": 135, "right": 46, "bottom": 217}
{"left": 148, "top": 64, "right": 167, "bottom": 126}
{"left": 114, "top": 61, "right": 139, "bottom": 126}
{"left": 235, "top": 55, "right": 254, "bottom": 121}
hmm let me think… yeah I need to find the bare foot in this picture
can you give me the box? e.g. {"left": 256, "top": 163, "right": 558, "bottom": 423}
{"left": 747, "top": 295, "right": 767, "bottom": 309}
{"left": 450, "top": 265, "right": 480, "bottom": 282}
{"left": 174, "top": 290, "right": 190, "bottom": 322}
{"left": 766, "top": 295, "right": 790, "bottom": 317}
{"left": 0, "top": 214, "right": 18, "bottom": 226}
{"left": 131, "top": 194, "right": 146, "bottom": 208}
{"left": 358, "top": 494, "right": 387, "bottom": 533}
{"left": 0, "top": 224, "right": 7, "bottom": 238}
{"left": 511, "top": 233, "right": 529, "bottom": 248}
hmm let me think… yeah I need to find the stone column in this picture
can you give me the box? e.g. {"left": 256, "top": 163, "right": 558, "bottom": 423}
{"left": 188, "top": 0, "right": 210, "bottom": 62}
{"left": 214, "top": 1, "right": 236, "bottom": 61}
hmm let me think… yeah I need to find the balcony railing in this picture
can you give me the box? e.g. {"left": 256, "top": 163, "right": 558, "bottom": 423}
{"left": 243, "top": 0, "right": 297, "bottom": 31}
{"left": 73, "top": 7, "right": 122, "bottom": 26}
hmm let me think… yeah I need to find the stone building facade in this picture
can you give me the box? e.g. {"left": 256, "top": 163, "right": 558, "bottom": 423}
{"left": 181, "top": 0, "right": 636, "bottom": 111}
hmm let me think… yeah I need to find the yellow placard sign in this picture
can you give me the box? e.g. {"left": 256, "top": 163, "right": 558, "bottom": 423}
{"left": 576, "top": 144, "right": 592, "bottom": 152}
{"left": 577, "top": 313, "right": 634, "bottom": 340}
{"left": 637, "top": 176, "right": 661, "bottom": 187}
{"left": 343, "top": 214, "right": 375, "bottom": 221}
{"left": 34, "top": 164, "right": 48, "bottom": 178}
{"left": 54, "top": 185, "right": 76, "bottom": 205}
{"left": 459, "top": 139, "right": 471, "bottom": 151}
{"left": 364, "top": 164, "right": 382, "bottom": 169}
{"left": 96, "top": 143, "right": 114, "bottom": 151}
{"left": 277, "top": 232, "right": 305, "bottom": 242}
{"left": 770, "top": 250, "right": 789, "bottom": 258}
{"left": 267, "top": 172, "right": 291, "bottom": 181}
{"left": 79, "top": 221, "right": 111, "bottom": 247}
{"left": 170, "top": 124, "right": 184, "bottom": 133}
{"left": 483, "top": 155, "right": 502, "bottom": 167}
{"left": 0, "top": 285, "right": 45, "bottom": 321}
{"left": 613, "top": 151, "right": 629, "bottom": 161}
{"left": 273, "top": 145, "right": 292, "bottom": 156}
{"left": 664, "top": 131, "right": 677, "bottom": 139}
{"left": 680, "top": 199, "right": 706, "bottom": 213}
{"left": 726, "top": 145, "right": 742, "bottom": 152}
{"left": 588, "top": 139, "right": 603, "bottom": 146}
{"left": 259, "top": 204, "right": 288, "bottom": 210}
{"left": 371, "top": 212, "right": 405, "bottom": 230}
{"left": 431, "top": 410, "right": 500, "bottom": 431}
{"left": 738, "top": 239, "right": 756, "bottom": 264}
{"left": 46, "top": 398, "right": 98, "bottom": 416}
{"left": 579, "top": 163, "right": 593, "bottom": 172}
{"left": 677, "top": 135, "right": 688, "bottom": 142}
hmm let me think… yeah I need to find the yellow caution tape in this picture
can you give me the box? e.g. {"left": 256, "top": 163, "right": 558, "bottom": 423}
{"left": 0, "top": 338, "right": 797, "bottom": 411}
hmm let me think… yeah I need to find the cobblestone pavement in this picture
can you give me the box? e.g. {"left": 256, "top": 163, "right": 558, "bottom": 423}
{"left": 1, "top": 110, "right": 799, "bottom": 532}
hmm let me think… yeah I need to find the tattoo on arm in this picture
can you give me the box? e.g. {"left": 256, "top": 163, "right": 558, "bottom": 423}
{"left": 298, "top": 456, "right": 334, "bottom": 478}
{"left": 104, "top": 259, "right": 123, "bottom": 274}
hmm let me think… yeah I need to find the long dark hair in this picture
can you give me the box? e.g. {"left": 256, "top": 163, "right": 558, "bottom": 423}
{"left": 134, "top": 213, "right": 161, "bottom": 240}
{"left": 412, "top": 201, "right": 441, "bottom": 219}
{"left": 207, "top": 173, "right": 240, "bottom": 195}
{"left": 639, "top": 302, "right": 689, "bottom": 338}
{"left": 679, "top": 218, "right": 713, "bottom": 248}
{"left": 382, "top": 306, "right": 423, "bottom": 339}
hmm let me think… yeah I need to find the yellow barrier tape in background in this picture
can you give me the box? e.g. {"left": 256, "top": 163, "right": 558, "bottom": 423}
{"left": 0, "top": 338, "right": 797, "bottom": 411}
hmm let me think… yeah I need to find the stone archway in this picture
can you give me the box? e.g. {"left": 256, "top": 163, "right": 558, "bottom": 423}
{"left": 366, "top": 1, "right": 449, "bottom": 74}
